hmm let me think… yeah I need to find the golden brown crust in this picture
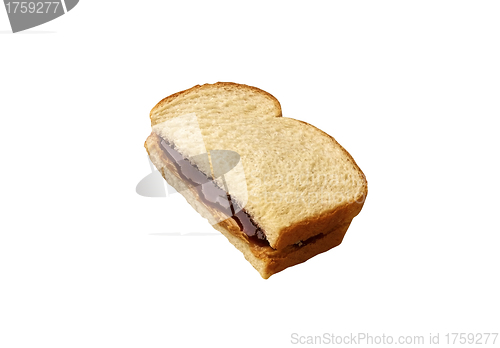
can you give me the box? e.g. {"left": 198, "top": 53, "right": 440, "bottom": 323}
{"left": 214, "top": 218, "right": 351, "bottom": 279}
{"left": 149, "top": 82, "right": 282, "bottom": 127}
{"left": 262, "top": 222, "right": 350, "bottom": 278}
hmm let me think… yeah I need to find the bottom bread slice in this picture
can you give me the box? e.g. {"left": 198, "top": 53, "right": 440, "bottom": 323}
{"left": 212, "top": 221, "right": 351, "bottom": 279}
{"left": 145, "top": 132, "right": 352, "bottom": 278}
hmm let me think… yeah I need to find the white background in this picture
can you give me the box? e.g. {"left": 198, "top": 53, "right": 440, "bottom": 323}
{"left": 1, "top": 1, "right": 499, "bottom": 347}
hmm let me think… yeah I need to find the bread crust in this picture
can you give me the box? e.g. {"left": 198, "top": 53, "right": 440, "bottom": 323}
{"left": 145, "top": 132, "right": 352, "bottom": 278}
{"left": 149, "top": 82, "right": 282, "bottom": 127}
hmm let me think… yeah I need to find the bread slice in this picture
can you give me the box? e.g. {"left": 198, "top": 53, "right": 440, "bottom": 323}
{"left": 145, "top": 82, "right": 367, "bottom": 278}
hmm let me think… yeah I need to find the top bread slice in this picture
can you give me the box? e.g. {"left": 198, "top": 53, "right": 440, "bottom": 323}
{"left": 150, "top": 82, "right": 367, "bottom": 250}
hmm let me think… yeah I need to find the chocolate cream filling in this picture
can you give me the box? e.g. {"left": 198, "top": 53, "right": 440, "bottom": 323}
{"left": 159, "top": 139, "right": 269, "bottom": 247}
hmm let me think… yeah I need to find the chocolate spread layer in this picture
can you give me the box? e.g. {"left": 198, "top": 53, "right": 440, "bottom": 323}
{"left": 159, "top": 139, "right": 269, "bottom": 247}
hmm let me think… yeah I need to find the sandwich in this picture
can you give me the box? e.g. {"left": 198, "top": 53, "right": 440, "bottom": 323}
{"left": 144, "top": 82, "right": 367, "bottom": 278}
